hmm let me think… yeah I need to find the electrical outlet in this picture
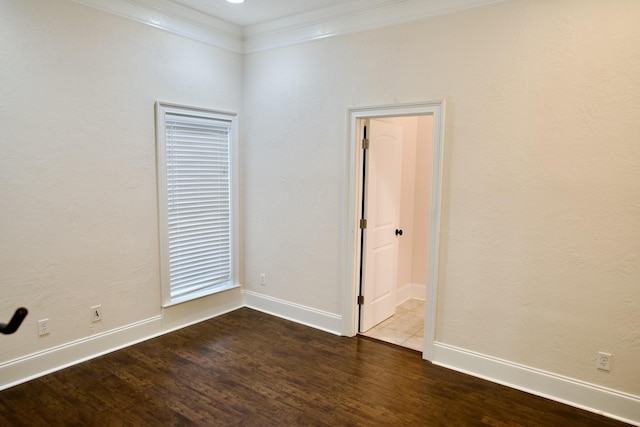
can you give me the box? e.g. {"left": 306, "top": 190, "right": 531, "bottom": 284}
{"left": 597, "top": 351, "right": 611, "bottom": 371}
{"left": 38, "top": 319, "right": 49, "bottom": 336}
{"left": 260, "top": 273, "right": 267, "bottom": 286}
{"left": 91, "top": 305, "right": 103, "bottom": 322}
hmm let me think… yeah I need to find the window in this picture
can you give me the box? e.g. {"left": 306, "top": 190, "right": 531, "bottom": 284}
{"left": 155, "top": 102, "right": 238, "bottom": 306}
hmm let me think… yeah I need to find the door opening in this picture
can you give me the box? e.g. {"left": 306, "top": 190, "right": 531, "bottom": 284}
{"left": 344, "top": 102, "right": 446, "bottom": 361}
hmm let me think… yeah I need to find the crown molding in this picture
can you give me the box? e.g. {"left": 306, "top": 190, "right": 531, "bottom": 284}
{"left": 71, "top": 0, "right": 244, "bottom": 52}
{"left": 71, "top": 0, "right": 510, "bottom": 54}
{"left": 243, "top": 0, "right": 509, "bottom": 53}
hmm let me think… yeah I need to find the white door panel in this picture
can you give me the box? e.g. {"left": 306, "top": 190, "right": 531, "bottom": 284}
{"left": 360, "top": 119, "right": 403, "bottom": 332}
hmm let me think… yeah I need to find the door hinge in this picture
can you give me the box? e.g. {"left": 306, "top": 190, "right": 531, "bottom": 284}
{"left": 359, "top": 219, "right": 367, "bottom": 229}
{"left": 357, "top": 295, "right": 364, "bottom": 305}
{"left": 362, "top": 138, "right": 370, "bottom": 150}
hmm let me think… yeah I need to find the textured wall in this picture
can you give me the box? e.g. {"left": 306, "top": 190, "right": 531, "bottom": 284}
{"left": 0, "top": 0, "right": 242, "bottom": 362}
{"left": 243, "top": 0, "right": 640, "bottom": 395}
{"left": 412, "top": 116, "right": 433, "bottom": 286}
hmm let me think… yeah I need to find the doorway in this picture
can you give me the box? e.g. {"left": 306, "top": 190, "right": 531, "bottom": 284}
{"left": 343, "top": 102, "right": 445, "bottom": 362}
{"left": 358, "top": 116, "right": 431, "bottom": 351}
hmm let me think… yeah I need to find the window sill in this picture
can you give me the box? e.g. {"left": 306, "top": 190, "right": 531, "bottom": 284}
{"left": 162, "top": 282, "right": 242, "bottom": 308}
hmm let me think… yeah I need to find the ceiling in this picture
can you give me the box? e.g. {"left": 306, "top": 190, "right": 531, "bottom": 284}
{"left": 165, "top": 0, "right": 401, "bottom": 27}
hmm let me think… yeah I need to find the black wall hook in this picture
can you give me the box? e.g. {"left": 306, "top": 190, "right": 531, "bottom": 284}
{"left": 0, "top": 308, "right": 28, "bottom": 335}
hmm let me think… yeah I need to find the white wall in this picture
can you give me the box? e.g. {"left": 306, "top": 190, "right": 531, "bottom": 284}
{"left": 391, "top": 117, "right": 417, "bottom": 294}
{"left": 412, "top": 116, "right": 433, "bottom": 288}
{"left": 0, "top": 0, "right": 243, "bottom": 367}
{"left": 243, "top": 0, "right": 640, "bottom": 400}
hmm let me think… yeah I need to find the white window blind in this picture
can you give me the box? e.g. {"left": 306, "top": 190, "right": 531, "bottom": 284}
{"left": 156, "top": 103, "right": 237, "bottom": 306}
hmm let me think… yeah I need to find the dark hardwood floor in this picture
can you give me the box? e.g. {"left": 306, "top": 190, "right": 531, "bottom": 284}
{"left": 0, "top": 308, "right": 630, "bottom": 426}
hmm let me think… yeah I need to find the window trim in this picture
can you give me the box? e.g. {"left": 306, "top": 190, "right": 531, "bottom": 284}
{"left": 155, "top": 101, "right": 240, "bottom": 307}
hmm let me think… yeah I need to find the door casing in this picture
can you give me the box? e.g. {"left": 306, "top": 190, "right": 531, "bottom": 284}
{"left": 343, "top": 101, "right": 446, "bottom": 361}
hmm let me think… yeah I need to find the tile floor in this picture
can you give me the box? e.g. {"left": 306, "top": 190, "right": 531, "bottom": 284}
{"left": 360, "top": 298, "right": 425, "bottom": 351}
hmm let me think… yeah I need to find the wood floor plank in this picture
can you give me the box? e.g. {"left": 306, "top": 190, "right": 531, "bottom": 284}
{"left": 0, "top": 308, "right": 631, "bottom": 426}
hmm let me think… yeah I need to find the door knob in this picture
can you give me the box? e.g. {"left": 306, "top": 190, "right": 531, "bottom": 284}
{"left": 395, "top": 229, "right": 403, "bottom": 236}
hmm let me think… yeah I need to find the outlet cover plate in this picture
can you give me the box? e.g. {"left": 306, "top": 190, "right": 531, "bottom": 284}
{"left": 38, "top": 319, "right": 49, "bottom": 336}
{"left": 597, "top": 351, "right": 611, "bottom": 371}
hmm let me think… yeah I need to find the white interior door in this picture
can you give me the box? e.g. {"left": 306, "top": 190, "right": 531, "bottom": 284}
{"left": 360, "top": 119, "right": 403, "bottom": 332}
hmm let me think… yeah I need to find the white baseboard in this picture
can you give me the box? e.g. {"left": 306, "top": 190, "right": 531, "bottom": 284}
{"left": 242, "top": 290, "right": 342, "bottom": 336}
{"left": 397, "top": 283, "right": 412, "bottom": 305}
{"left": 0, "top": 287, "right": 244, "bottom": 391}
{"left": 412, "top": 283, "right": 426, "bottom": 300}
{"left": 397, "top": 282, "right": 426, "bottom": 305}
{"left": 432, "top": 342, "right": 640, "bottom": 426}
